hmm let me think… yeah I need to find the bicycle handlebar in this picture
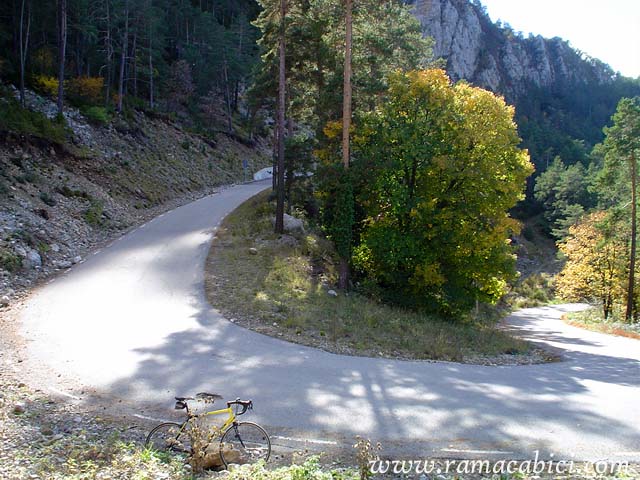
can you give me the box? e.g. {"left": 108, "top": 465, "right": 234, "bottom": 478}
{"left": 227, "top": 398, "right": 253, "bottom": 416}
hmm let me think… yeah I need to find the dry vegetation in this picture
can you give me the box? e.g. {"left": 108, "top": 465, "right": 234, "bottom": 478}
{"left": 564, "top": 308, "right": 640, "bottom": 340}
{"left": 205, "top": 192, "right": 539, "bottom": 364}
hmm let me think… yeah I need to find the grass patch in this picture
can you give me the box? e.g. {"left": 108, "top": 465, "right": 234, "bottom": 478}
{"left": 84, "top": 199, "right": 105, "bottom": 227}
{"left": 0, "top": 92, "right": 68, "bottom": 144}
{"left": 0, "top": 246, "right": 22, "bottom": 272}
{"left": 81, "top": 105, "right": 111, "bottom": 125}
{"left": 565, "top": 307, "right": 640, "bottom": 340}
{"left": 205, "top": 191, "right": 532, "bottom": 363}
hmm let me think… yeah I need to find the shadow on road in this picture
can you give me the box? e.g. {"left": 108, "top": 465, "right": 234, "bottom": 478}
{"left": 104, "top": 282, "right": 640, "bottom": 459}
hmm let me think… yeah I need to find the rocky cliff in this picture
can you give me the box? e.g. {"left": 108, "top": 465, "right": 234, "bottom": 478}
{"left": 407, "top": 0, "right": 639, "bottom": 185}
{"left": 408, "top": 0, "right": 618, "bottom": 101}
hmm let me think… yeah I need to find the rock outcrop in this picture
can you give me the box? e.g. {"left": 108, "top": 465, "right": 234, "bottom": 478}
{"left": 408, "top": 0, "right": 618, "bottom": 102}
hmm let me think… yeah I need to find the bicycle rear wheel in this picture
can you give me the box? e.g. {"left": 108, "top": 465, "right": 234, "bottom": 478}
{"left": 145, "top": 422, "right": 191, "bottom": 454}
{"left": 219, "top": 421, "right": 271, "bottom": 467}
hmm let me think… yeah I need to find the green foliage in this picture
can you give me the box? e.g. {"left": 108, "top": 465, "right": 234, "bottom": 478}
{"left": 507, "top": 273, "right": 555, "bottom": 309}
{"left": 252, "top": 0, "right": 434, "bottom": 139}
{"left": 225, "top": 458, "right": 358, "bottom": 480}
{"left": 0, "top": 247, "right": 22, "bottom": 273}
{"left": 516, "top": 73, "right": 640, "bottom": 210}
{"left": 14, "top": 171, "right": 38, "bottom": 184}
{"left": 81, "top": 106, "right": 110, "bottom": 125}
{"left": 0, "top": 95, "right": 67, "bottom": 144}
{"left": 567, "top": 307, "right": 640, "bottom": 337}
{"left": 39, "top": 191, "right": 57, "bottom": 207}
{"left": 597, "top": 97, "right": 640, "bottom": 208}
{"left": 208, "top": 191, "right": 532, "bottom": 361}
{"left": 56, "top": 185, "right": 91, "bottom": 199}
{"left": 534, "top": 157, "right": 598, "bottom": 239}
{"left": 285, "top": 133, "right": 316, "bottom": 212}
{"left": 84, "top": 200, "right": 104, "bottom": 227}
{"left": 352, "top": 70, "right": 533, "bottom": 315}
{"left": 318, "top": 165, "right": 354, "bottom": 260}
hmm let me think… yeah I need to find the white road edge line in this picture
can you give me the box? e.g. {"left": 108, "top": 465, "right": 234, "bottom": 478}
{"left": 270, "top": 435, "right": 338, "bottom": 446}
{"left": 47, "top": 387, "right": 81, "bottom": 400}
{"left": 133, "top": 413, "right": 171, "bottom": 422}
{"left": 440, "top": 448, "right": 515, "bottom": 455}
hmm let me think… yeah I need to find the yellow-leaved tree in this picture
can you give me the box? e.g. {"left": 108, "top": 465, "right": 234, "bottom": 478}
{"left": 351, "top": 70, "right": 533, "bottom": 315}
{"left": 556, "top": 211, "right": 627, "bottom": 319}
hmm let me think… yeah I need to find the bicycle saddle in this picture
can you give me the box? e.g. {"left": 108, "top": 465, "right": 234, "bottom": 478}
{"left": 195, "top": 392, "right": 223, "bottom": 403}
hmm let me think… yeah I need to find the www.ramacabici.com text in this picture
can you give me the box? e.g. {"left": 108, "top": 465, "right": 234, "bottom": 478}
{"left": 369, "top": 451, "right": 631, "bottom": 476}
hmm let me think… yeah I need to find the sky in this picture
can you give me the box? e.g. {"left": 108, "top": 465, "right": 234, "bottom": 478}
{"left": 479, "top": 0, "right": 640, "bottom": 78}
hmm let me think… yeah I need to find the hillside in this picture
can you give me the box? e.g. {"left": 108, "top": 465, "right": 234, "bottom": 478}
{"left": 0, "top": 85, "right": 269, "bottom": 306}
{"left": 408, "top": 0, "right": 640, "bottom": 187}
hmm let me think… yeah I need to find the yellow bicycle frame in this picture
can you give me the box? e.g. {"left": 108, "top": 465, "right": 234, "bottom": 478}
{"left": 200, "top": 406, "right": 236, "bottom": 432}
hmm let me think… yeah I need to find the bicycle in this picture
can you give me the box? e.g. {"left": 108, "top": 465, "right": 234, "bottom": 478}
{"left": 145, "top": 392, "right": 271, "bottom": 468}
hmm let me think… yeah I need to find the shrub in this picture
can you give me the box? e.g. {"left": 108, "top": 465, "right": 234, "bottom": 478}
{"left": 32, "top": 75, "right": 59, "bottom": 98}
{"left": 56, "top": 185, "right": 90, "bottom": 199}
{"left": 15, "top": 172, "right": 38, "bottom": 184}
{"left": 66, "top": 76, "right": 104, "bottom": 106}
{"left": 0, "top": 247, "right": 22, "bottom": 273}
{"left": 81, "top": 106, "right": 110, "bottom": 125}
{"left": 39, "top": 191, "right": 57, "bottom": 206}
{"left": 0, "top": 96, "right": 67, "bottom": 144}
{"left": 85, "top": 200, "right": 104, "bottom": 227}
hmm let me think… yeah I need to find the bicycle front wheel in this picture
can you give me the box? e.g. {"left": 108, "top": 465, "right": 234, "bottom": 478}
{"left": 145, "top": 422, "right": 191, "bottom": 454}
{"left": 219, "top": 421, "right": 271, "bottom": 467}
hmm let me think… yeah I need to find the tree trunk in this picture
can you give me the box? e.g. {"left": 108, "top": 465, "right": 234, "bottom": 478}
{"left": 274, "top": 0, "right": 286, "bottom": 235}
{"left": 342, "top": 0, "right": 352, "bottom": 169}
{"left": 117, "top": 0, "right": 129, "bottom": 113}
{"left": 626, "top": 151, "right": 637, "bottom": 321}
{"left": 57, "top": 0, "right": 67, "bottom": 116}
{"left": 105, "top": 0, "right": 112, "bottom": 107}
{"left": 338, "top": 0, "right": 353, "bottom": 290}
{"left": 132, "top": 31, "right": 137, "bottom": 98}
{"left": 18, "top": 0, "right": 31, "bottom": 108}
{"left": 148, "top": 0, "right": 154, "bottom": 108}
{"left": 222, "top": 54, "right": 234, "bottom": 134}
{"left": 272, "top": 115, "right": 278, "bottom": 192}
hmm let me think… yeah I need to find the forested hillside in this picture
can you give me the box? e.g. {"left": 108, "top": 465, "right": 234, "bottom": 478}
{"left": 1, "top": 0, "right": 639, "bottom": 321}
{"left": 0, "top": 0, "right": 261, "bottom": 130}
{"left": 0, "top": 0, "right": 270, "bottom": 304}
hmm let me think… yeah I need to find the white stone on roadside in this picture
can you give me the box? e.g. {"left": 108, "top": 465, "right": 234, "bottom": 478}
{"left": 72, "top": 256, "right": 82, "bottom": 264}
{"left": 272, "top": 213, "right": 305, "bottom": 234}
{"left": 327, "top": 289, "right": 338, "bottom": 297}
{"left": 50, "top": 243, "right": 60, "bottom": 253}
{"left": 25, "top": 250, "right": 42, "bottom": 269}
{"left": 248, "top": 247, "right": 258, "bottom": 255}
{"left": 253, "top": 167, "right": 273, "bottom": 181}
{"left": 55, "top": 260, "right": 72, "bottom": 269}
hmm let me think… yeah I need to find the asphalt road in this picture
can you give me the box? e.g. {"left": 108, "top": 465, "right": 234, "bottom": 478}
{"left": 19, "top": 180, "right": 640, "bottom": 462}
